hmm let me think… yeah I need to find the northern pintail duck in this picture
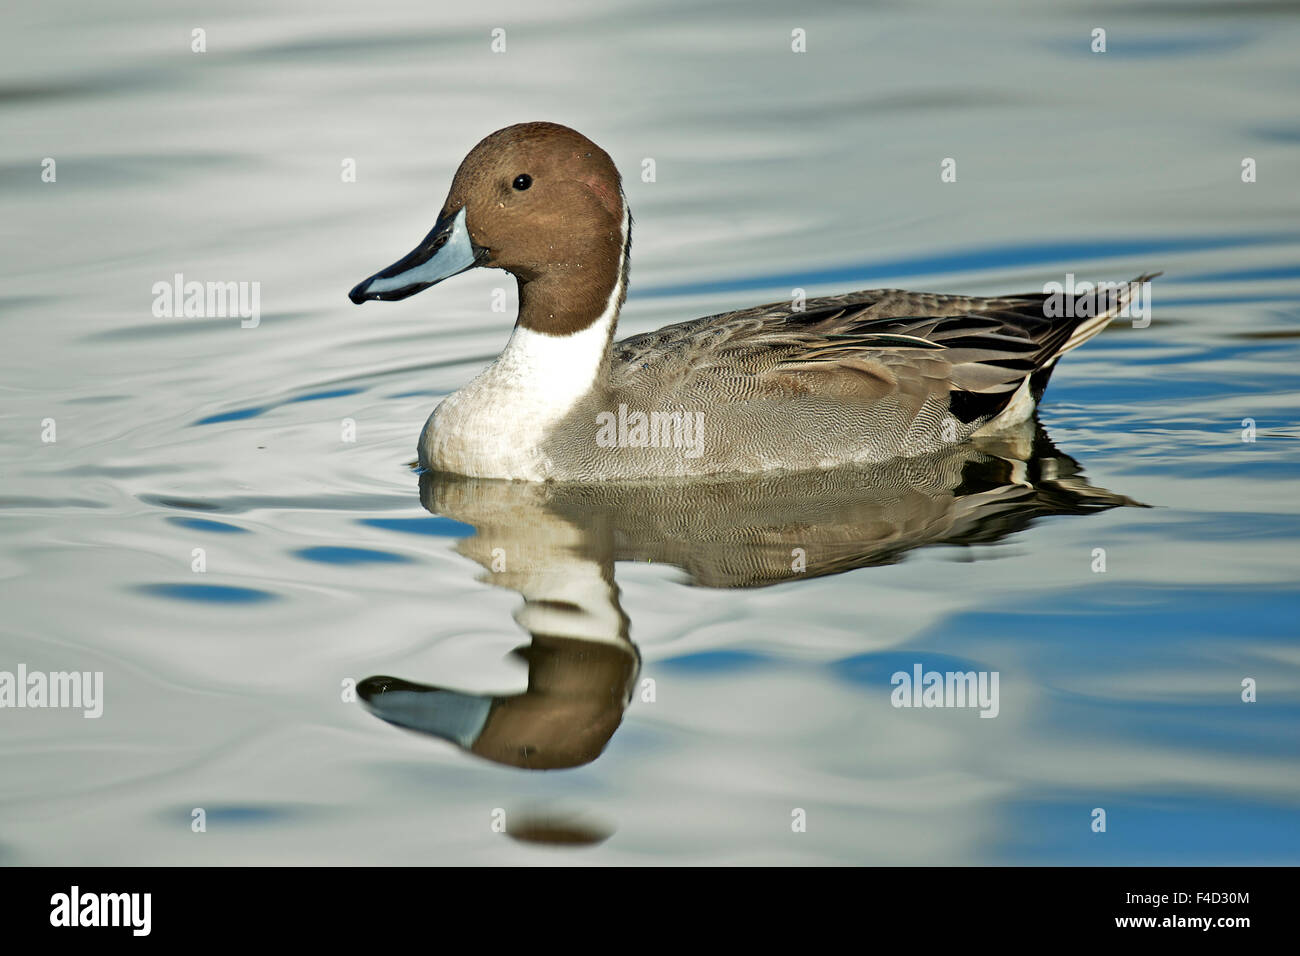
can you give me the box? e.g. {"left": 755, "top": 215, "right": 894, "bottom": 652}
{"left": 349, "top": 122, "right": 1153, "bottom": 482}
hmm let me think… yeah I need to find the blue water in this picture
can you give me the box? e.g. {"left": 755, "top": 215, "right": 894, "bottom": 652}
{"left": 1, "top": 0, "right": 1298, "bottom": 864}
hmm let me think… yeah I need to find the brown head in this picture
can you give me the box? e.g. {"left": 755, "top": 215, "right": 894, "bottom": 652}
{"left": 349, "top": 122, "right": 630, "bottom": 335}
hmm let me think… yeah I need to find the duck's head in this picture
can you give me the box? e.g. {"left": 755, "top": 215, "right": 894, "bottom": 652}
{"left": 349, "top": 122, "right": 628, "bottom": 332}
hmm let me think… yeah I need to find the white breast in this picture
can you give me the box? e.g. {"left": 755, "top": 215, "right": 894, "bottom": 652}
{"left": 420, "top": 206, "right": 629, "bottom": 479}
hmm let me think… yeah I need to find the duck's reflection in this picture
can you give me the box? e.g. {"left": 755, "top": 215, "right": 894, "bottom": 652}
{"left": 358, "top": 421, "right": 1139, "bottom": 770}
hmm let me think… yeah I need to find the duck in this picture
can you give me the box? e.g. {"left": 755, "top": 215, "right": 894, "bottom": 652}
{"left": 349, "top": 121, "right": 1154, "bottom": 482}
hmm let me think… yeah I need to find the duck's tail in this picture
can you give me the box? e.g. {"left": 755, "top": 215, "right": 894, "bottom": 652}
{"left": 1058, "top": 272, "right": 1160, "bottom": 354}
{"left": 1028, "top": 271, "right": 1160, "bottom": 399}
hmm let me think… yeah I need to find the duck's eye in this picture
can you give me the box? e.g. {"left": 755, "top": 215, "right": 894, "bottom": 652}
{"left": 512, "top": 174, "right": 532, "bottom": 191}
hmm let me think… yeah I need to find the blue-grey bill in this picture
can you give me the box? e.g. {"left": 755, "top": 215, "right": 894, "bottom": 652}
{"left": 349, "top": 206, "right": 482, "bottom": 303}
{"left": 357, "top": 676, "right": 492, "bottom": 748}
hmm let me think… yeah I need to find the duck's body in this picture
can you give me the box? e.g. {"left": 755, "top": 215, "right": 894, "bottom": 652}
{"left": 350, "top": 122, "right": 1151, "bottom": 482}
{"left": 421, "top": 285, "right": 1137, "bottom": 481}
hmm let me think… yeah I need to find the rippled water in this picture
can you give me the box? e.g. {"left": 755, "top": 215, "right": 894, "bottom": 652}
{"left": 3, "top": 0, "right": 1299, "bottom": 864}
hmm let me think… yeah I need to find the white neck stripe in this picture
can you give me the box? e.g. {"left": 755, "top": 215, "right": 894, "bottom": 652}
{"left": 489, "top": 200, "right": 629, "bottom": 419}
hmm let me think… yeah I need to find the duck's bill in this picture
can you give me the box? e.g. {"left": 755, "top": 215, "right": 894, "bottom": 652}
{"left": 348, "top": 207, "right": 484, "bottom": 303}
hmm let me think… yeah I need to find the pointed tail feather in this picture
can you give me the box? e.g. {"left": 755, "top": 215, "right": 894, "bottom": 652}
{"left": 1026, "top": 272, "right": 1159, "bottom": 400}
{"left": 1057, "top": 271, "right": 1160, "bottom": 357}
